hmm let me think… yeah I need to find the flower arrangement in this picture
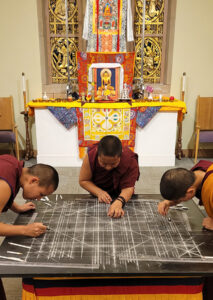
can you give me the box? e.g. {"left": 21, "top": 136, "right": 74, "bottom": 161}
{"left": 145, "top": 85, "right": 154, "bottom": 100}
{"left": 145, "top": 85, "right": 154, "bottom": 94}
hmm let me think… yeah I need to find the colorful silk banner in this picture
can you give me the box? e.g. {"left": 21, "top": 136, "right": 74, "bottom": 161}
{"left": 82, "top": 0, "right": 134, "bottom": 52}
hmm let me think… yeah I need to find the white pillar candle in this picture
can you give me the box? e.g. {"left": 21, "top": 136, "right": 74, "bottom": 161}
{"left": 182, "top": 72, "right": 186, "bottom": 92}
{"left": 22, "top": 72, "right": 26, "bottom": 92}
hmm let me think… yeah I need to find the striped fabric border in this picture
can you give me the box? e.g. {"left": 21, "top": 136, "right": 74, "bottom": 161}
{"left": 22, "top": 277, "right": 204, "bottom": 297}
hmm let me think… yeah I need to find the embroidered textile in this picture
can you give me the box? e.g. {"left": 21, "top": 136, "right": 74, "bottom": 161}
{"left": 136, "top": 106, "right": 161, "bottom": 128}
{"left": 48, "top": 107, "right": 77, "bottom": 129}
{"left": 83, "top": 0, "right": 133, "bottom": 52}
{"left": 22, "top": 277, "right": 204, "bottom": 299}
{"left": 77, "top": 52, "right": 135, "bottom": 97}
{"left": 76, "top": 107, "right": 137, "bottom": 149}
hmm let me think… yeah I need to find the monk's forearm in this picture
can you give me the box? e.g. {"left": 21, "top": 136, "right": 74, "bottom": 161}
{"left": 0, "top": 222, "right": 26, "bottom": 236}
{"left": 119, "top": 187, "right": 134, "bottom": 203}
{"left": 111, "top": 187, "right": 134, "bottom": 208}
{"left": 10, "top": 201, "right": 22, "bottom": 213}
{"left": 79, "top": 180, "right": 104, "bottom": 197}
{"left": 0, "top": 222, "right": 47, "bottom": 237}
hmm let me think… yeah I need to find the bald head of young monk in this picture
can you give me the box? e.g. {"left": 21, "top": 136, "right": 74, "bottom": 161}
{"left": 20, "top": 164, "right": 59, "bottom": 200}
{"left": 97, "top": 135, "right": 122, "bottom": 171}
{"left": 0, "top": 155, "right": 59, "bottom": 237}
{"left": 158, "top": 161, "right": 213, "bottom": 230}
{"left": 160, "top": 168, "right": 197, "bottom": 203}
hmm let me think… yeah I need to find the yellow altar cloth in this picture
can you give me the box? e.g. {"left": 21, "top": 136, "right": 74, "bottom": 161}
{"left": 27, "top": 99, "right": 186, "bottom": 122}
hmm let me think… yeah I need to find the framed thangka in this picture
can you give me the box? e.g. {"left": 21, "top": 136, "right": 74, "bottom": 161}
{"left": 77, "top": 52, "right": 135, "bottom": 98}
{"left": 88, "top": 63, "right": 124, "bottom": 101}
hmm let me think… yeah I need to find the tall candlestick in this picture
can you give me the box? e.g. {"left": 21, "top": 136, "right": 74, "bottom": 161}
{"left": 182, "top": 72, "right": 186, "bottom": 92}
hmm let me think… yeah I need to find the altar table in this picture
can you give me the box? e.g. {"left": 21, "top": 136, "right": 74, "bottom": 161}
{"left": 28, "top": 100, "right": 186, "bottom": 167}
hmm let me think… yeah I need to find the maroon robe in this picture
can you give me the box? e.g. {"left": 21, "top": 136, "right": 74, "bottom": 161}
{"left": 191, "top": 160, "right": 213, "bottom": 204}
{"left": 0, "top": 154, "right": 24, "bottom": 212}
{"left": 88, "top": 144, "right": 140, "bottom": 197}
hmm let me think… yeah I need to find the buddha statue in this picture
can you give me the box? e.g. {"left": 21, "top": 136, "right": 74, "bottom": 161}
{"left": 97, "top": 68, "right": 116, "bottom": 99}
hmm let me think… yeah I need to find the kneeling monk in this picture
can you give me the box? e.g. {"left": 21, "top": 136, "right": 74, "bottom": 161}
{"left": 79, "top": 135, "right": 140, "bottom": 218}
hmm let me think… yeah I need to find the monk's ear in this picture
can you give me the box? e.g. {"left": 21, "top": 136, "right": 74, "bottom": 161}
{"left": 28, "top": 176, "right": 40, "bottom": 185}
{"left": 186, "top": 186, "right": 196, "bottom": 199}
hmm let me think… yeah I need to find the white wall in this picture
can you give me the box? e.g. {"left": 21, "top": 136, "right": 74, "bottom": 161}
{"left": 0, "top": 0, "right": 213, "bottom": 151}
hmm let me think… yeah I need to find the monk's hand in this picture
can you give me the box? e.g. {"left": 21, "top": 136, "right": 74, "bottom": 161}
{"left": 108, "top": 200, "right": 124, "bottom": 218}
{"left": 97, "top": 191, "right": 112, "bottom": 204}
{"left": 16, "top": 202, "right": 36, "bottom": 213}
{"left": 202, "top": 217, "right": 213, "bottom": 231}
{"left": 24, "top": 223, "right": 47, "bottom": 237}
{"left": 158, "top": 200, "right": 170, "bottom": 216}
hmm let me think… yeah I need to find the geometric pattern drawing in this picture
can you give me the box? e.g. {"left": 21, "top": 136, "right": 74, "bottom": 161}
{"left": 0, "top": 197, "right": 212, "bottom": 274}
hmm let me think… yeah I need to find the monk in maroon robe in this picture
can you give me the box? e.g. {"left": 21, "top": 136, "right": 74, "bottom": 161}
{"left": 79, "top": 135, "right": 140, "bottom": 218}
{"left": 0, "top": 154, "right": 58, "bottom": 237}
{"left": 158, "top": 160, "right": 213, "bottom": 230}
{"left": 0, "top": 154, "right": 59, "bottom": 298}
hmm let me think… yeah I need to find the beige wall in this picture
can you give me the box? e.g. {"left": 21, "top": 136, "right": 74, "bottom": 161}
{"left": 0, "top": 0, "right": 42, "bottom": 150}
{"left": 0, "top": 0, "right": 213, "bottom": 153}
{"left": 170, "top": 0, "right": 213, "bottom": 149}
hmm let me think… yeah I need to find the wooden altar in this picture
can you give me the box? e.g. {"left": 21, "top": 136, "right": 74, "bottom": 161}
{"left": 28, "top": 100, "right": 186, "bottom": 167}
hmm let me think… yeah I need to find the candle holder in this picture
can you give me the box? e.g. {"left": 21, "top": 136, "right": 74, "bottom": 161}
{"left": 176, "top": 90, "right": 185, "bottom": 160}
{"left": 21, "top": 110, "right": 34, "bottom": 161}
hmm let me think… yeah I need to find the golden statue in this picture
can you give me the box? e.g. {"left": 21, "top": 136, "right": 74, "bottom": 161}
{"left": 144, "top": 40, "right": 154, "bottom": 71}
{"left": 57, "top": 44, "right": 68, "bottom": 70}
{"left": 101, "top": 69, "right": 111, "bottom": 87}
{"left": 55, "top": 0, "right": 66, "bottom": 18}
{"left": 149, "top": 0, "right": 159, "bottom": 18}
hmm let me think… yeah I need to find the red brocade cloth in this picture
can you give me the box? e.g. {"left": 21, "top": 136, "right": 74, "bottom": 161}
{"left": 22, "top": 277, "right": 204, "bottom": 299}
{"left": 77, "top": 52, "right": 135, "bottom": 96}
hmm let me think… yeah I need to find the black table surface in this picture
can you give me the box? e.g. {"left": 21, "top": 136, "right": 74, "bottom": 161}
{"left": 0, "top": 194, "right": 213, "bottom": 277}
